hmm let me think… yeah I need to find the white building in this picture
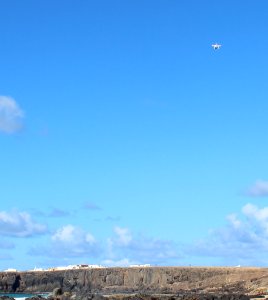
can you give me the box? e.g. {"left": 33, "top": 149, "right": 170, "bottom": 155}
{"left": 47, "top": 264, "right": 105, "bottom": 271}
{"left": 130, "top": 264, "right": 151, "bottom": 268}
{"left": 30, "top": 267, "right": 44, "bottom": 271}
{"left": 87, "top": 265, "right": 104, "bottom": 269}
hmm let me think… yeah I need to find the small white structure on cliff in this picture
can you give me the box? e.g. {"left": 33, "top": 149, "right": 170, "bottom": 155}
{"left": 130, "top": 264, "right": 151, "bottom": 268}
{"left": 31, "top": 267, "right": 44, "bottom": 271}
{"left": 88, "top": 265, "right": 104, "bottom": 269}
{"left": 47, "top": 264, "right": 105, "bottom": 271}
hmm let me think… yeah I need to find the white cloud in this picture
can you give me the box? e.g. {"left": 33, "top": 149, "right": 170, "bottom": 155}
{"left": 107, "top": 226, "right": 181, "bottom": 265}
{"left": 85, "top": 233, "right": 96, "bottom": 244}
{"left": 246, "top": 180, "right": 268, "bottom": 197}
{"left": 226, "top": 214, "right": 241, "bottom": 229}
{"left": 30, "top": 224, "right": 181, "bottom": 265}
{"left": 0, "top": 96, "right": 24, "bottom": 133}
{"left": 0, "top": 210, "right": 47, "bottom": 237}
{"left": 243, "top": 203, "right": 268, "bottom": 221}
{"left": 113, "top": 226, "right": 132, "bottom": 246}
{"left": 242, "top": 203, "right": 268, "bottom": 236}
{"left": 188, "top": 203, "right": 268, "bottom": 265}
{"left": 24, "top": 202, "right": 268, "bottom": 267}
{"left": 52, "top": 225, "right": 96, "bottom": 246}
{"left": 52, "top": 225, "right": 77, "bottom": 243}
{"left": 31, "top": 225, "right": 99, "bottom": 258}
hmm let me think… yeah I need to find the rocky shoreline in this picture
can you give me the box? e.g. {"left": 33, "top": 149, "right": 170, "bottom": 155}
{"left": 0, "top": 293, "right": 252, "bottom": 300}
{"left": 1, "top": 267, "right": 268, "bottom": 299}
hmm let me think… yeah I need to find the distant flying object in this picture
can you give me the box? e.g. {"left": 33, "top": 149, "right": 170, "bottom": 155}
{"left": 212, "top": 43, "right": 221, "bottom": 50}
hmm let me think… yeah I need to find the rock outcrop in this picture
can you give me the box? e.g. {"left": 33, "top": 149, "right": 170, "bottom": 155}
{"left": 0, "top": 267, "right": 268, "bottom": 295}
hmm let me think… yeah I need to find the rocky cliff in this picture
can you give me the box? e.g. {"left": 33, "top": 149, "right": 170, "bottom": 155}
{"left": 0, "top": 267, "right": 268, "bottom": 295}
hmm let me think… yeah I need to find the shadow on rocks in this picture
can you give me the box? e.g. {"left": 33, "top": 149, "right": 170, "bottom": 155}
{"left": 45, "top": 293, "right": 251, "bottom": 300}
{"left": 25, "top": 297, "right": 47, "bottom": 300}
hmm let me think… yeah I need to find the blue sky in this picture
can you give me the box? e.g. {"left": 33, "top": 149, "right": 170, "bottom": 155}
{"left": 1, "top": 0, "right": 268, "bottom": 270}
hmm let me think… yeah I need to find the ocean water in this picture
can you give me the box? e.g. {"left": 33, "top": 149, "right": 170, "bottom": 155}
{"left": 0, "top": 293, "right": 49, "bottom": 300}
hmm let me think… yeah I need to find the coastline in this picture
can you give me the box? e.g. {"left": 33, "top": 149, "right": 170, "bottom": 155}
{"left": 1, "top": 267, "right": 268, "bottom": 296}
{"left": 0, "top": 293, "right": 49, "bottom": 300}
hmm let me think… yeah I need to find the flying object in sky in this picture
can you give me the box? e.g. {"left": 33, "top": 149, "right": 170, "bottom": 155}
{"left": 212, "top": 43, "right": 221, "bottom": 50}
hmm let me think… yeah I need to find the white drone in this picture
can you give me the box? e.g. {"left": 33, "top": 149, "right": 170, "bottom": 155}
{"left": 212, "top": 43, "right": 221, "bottom": 50}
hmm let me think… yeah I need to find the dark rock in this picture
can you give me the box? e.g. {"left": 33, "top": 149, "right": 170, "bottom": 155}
{"left": 25, "top": 297, "right": 46, "bottom": 300}
{"left": 53, "top": 288, "right": 63, "bottom": 297}
{"left": 0, "top": 267, "right": 265, "bottom": 296}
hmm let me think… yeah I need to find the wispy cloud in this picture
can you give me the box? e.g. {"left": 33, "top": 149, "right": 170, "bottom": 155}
{"left": 21, "top": 202, "right": 268, "bottom": 267}
{"left": 29, "top": 224, "right": 181, "bottom": 266}
{"left": 107, "top": 226, "right": 181, "bottom": 265}
{"left": 112, "top": 226, "right": 132, "bottom": 246}
{"left": 30, "top": 225, "right": 100, "bottom": 258}
{"left": 106, "top": 216, "right": 121, "bottom": 222}
{"left": 0, "top": 210, "right": 47, "bottom": 237}
{"left": 83, "top": 202, "right": 101, "bottom": 211}
{"left": 48, "top": 208, "right": 72, "bottom": 218}
{"left": 0, "top": 96, "right": 24, "bottom": 134}
{"left": 187, "top": 203, "right": 268, "bottom": 265}
{"left": 246, "top": 180, "right": 268, "bottom": 197}
{"left": 0, "top": 239, "right": 14, "bottom": 249}
{"left": 31, "top": 207, "right": 74, "bottom": 218}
